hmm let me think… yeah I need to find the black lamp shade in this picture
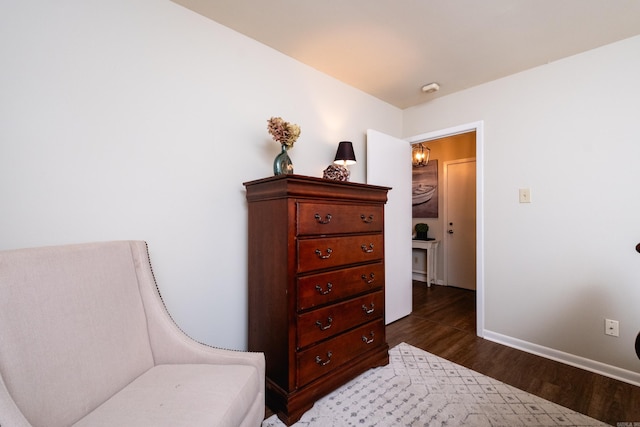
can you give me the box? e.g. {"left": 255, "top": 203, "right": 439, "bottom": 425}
{"left": 333, "top": 141, "right": 357, "bottom": 166}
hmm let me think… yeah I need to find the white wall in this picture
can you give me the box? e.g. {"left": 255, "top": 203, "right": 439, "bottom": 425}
{"left": 404, "top": 35, "right": 640, "bottom": 382}
{"left": 0, "top": 0, "right": 402, "bottom": 350}
{"left": 5, "top": 0, "right": 638, "bottom": 384}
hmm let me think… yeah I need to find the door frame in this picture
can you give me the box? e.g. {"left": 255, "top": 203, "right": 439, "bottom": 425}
{"left": 406, "top": 121, "right": 485, "bottom": 338}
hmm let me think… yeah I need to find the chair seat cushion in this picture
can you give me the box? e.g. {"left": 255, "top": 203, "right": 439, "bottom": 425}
{"left": 72, "top": 363, "right": 261, "bottom": 427}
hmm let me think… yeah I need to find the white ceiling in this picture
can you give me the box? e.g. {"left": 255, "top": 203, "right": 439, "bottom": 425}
{"left": 171, "top": 0, "right": 640, "bottom": 109}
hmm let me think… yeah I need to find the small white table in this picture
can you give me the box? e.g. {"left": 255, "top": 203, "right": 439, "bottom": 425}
{"left": 412, "top": 239, "right": 440, "bottom": 287}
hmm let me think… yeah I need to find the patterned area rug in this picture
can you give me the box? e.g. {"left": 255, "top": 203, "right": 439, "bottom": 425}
{"left": 262, "top": 343, "right": 608, "bottom": 427}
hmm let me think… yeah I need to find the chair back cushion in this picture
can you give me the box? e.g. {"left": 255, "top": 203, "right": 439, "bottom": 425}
{"left": 0, "top": 241, "right": 155, "bottom": 427}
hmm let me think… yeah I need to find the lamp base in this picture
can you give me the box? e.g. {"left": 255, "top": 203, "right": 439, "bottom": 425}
{"left": 322, "top": 164, "right": 350, "bottom": 181}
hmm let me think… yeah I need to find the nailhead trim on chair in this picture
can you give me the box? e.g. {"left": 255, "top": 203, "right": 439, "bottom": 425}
{"left": 143, "top": 242, "right": 256, "bottom": 354}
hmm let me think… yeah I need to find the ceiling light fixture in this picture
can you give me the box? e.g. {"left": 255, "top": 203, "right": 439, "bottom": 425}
{"left": 412, "top": 143, "right": 430, "bottom": 167}
{"left": 421, "top": 82, "right": 440, "bottom": 94}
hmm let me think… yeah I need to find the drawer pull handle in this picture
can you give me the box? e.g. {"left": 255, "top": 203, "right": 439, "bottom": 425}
{"left": 361, "top": 273, "right": 375, "bottom": 284}
{"left": 361, "top": 243, "right": 374, "bottom": 253}
{"left": 315, "top": 351, "right": 332, "bottom": 366}
{"left": 362, "top": 303, "right": 375, "bottom": 315}
{"left": 360, "top": 214, "right": 374, "bottom": 223}
{"left": 315, "top": 317, "right": 333, "bottom": 331}
{"left": 315, "top": 248, "right": 333, "bottom": 259}
{"left": 315, "top": 283, "right": 333, "bottom": 295}
{"left": 362, "top": 332, "right": 375, "bottom": 345}
{"left": 314, "top": 213, "right": 332, "bottom": 224}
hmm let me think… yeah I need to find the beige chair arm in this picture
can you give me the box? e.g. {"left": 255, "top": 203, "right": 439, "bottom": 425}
{"left": 129, "top": 241, "right": 265, "bottom": 392}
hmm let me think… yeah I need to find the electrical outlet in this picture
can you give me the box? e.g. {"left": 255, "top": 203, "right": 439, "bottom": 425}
{"left": 605, "top": 319, "right": 619, "bottom": 337}
{"left": 519, "top": 188, "right": 531, "bottom": 203}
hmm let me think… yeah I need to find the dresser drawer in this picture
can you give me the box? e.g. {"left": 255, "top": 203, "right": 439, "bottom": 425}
{"left": 296, "top": 320, "right": 385, "bottom": 387}
{"left": 297, "top": 202, "right": 383, "bottom": 236}
{"left": 297, "top": 262, "right": 384, "bottom": 311}
{"left": 297, "top": 234, "right": 383, "bottom": 273}
{"left": 297, "top": 291, "right": 383, "bottom": 349}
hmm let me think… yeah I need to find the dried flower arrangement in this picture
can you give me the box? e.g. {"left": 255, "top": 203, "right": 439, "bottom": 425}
{"left": 267, "top": 117, "right": 301, "bottom": 148}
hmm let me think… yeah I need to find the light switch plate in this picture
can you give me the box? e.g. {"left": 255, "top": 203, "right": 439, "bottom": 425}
{"left": 519, "top": 188, "right": 531, "bottom": 203}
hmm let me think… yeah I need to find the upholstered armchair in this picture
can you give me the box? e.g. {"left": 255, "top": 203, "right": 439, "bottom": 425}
{"left": 0, "top": 240, "right": 264, "bottom": 427}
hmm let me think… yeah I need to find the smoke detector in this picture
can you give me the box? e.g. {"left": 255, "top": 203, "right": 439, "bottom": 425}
{"left": 421, "top": 82, "right": 440, "bottom": 94}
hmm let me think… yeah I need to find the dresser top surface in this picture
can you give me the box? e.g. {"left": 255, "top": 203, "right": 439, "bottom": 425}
{"left": 244, "top": 174, "right": 390, "bottom": 203}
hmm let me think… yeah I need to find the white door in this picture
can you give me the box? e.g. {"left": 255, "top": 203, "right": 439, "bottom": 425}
{"left": 444, "top": 159, "right": 476, "bottom": 290}
{"left": 366, "top": 129, "right": 412, "bottom": 324}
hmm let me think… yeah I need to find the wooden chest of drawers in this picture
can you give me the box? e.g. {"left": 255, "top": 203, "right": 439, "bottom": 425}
{"left": 244, "top": 175, "right": 390, "bottom": 425}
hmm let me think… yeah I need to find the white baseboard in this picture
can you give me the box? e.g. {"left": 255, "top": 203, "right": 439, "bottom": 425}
{"left": 412, "top": 271, "right": 427, "bottom": 282}
{"left": 411, "top": 272, "right": 444, "bottom": 286}
{"left": 483, "top": 330, "right": 640, "bottom": 387}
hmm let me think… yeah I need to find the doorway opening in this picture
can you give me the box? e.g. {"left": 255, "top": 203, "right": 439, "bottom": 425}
{"left": 407, "top": 121, "right": 484, "bottom": 338}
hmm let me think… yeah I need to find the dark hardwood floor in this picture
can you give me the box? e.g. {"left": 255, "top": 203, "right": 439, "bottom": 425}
{"left": 387, "top": 281, "right": 640, "bottom": 426}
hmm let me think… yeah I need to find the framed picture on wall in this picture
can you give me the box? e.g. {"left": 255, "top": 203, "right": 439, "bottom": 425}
{"left": 412, "top": 159, "right": 438, "bottom": 218}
